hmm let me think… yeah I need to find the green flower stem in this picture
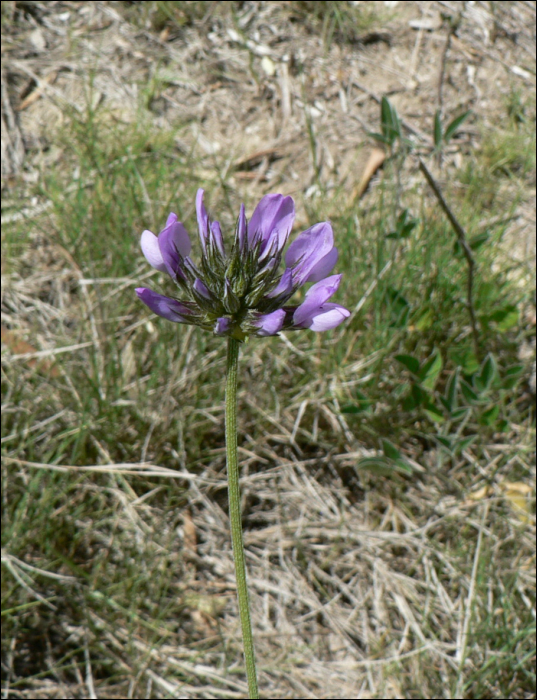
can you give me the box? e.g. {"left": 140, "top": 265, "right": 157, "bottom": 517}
{"left": 225, "top": 337, "right": 259, "bottom": 699}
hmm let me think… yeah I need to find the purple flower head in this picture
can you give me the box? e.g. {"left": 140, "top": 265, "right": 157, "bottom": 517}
{"left": 137, "top": 189, "right": 349, "bottom": 339}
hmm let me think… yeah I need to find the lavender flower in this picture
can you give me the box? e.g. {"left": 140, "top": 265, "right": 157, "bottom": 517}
{"left": 136, "top": 190, "right": 349, "bottom": 340}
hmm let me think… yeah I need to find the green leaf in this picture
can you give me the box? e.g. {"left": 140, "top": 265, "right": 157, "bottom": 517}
{"left": 464, "top": 354, "right": 480, "bottom": 375}
{"left": 395, "top": 354, "right": 420, "bottom": 375}
{"left": 368, "top": 131, "right": 392, "bottom": 145}
{"left": 504, "top": 364, "right": 524, "bottom": 377}
{"left": 434, "top": 110, "right": 443, "bottom": 147}
{"left": 402, "top": 383, "right": 424, "bottom": 410}
{"left": 395, "top": 209, "right": 417, "bottom": 234}
{"left": 403, "top": 382, "right": 426, "bottom": 411}
{"left": 454, "top": 435, "right": 477, "bottom": 454}
{"left": 502, "top": 365, "right": 524, "bottom": 389}
{"left": 439, "top": 396, "right": 451, "bottom": 412}
{"left": 418, "top": 348, "right": 443, "bottom": 391}
{"left": 402, "top": 395, "right": 417, "bottom": 411}
{"left": 436, "top": 435, "right": 453, "bottom": 452}
{"left": 450, "top": 407, "right": 470, "bottom": 421}
{"left": 380, "top": 97, "right": 392, "bottom": 137}
{"left": 341, "top": 391, "right": 372, "bottom": 414}
{"left": 453, "top": 232, "right": 489, "bottom": 255}
{"left": 341, "top": 404, "right": 361, "bottom": 414}
{"left": 394, "top": 458, "right": 414, "bottom": 475}
{"left": 479, "top": 404, "right": 500, "bottom": 426}
{"left": 450, "top": 348, "right": 480, "bottom": 375}
{"left": 382, "top": 438, "right": 400, "bottom": 460}
{"left": 386, "top": 286, "right": 410, "bottom": 307}
{"left": 390, "top": 103, "right": 401, "bottom": 137}
{"left": 414, "top": 308, "right": 434, "bottom": 331}
{"left": 477, "top": 281, "right": 496, "bottom": 303}
{"left": 398, "top": 209, "right": 409, "bottom": 225}
{"left": 356, "top": 457, "right": 395, "bottom": 476}
{"left": 444, "top": 367, "right": 460, "bottom": 413}
{"left": 461, "top": 380, "right": 479, "bottom": 403}
{"left": 380, "top": 96, "right": 401, "bottom": 144}
{"left": 490, "top": 305, "right": 519, "bottom": 332}
{"left": 355, "top": 390, "right": 372, "bottom": 410}
{"left": 393, "top": 306, "right": 410, "bottom": 328}
{"left": 386, "top": 287, "right": 411, "bottom": 328}
{"left": 469, "top": 232, "right": 490, "bottom": 251}
{"left": 400, "top": 137, "right": 416, "bottom": 150}
{"left": 401, "top": 220, "right": 419, "bottom": 237}
{"left": 477, "top": 353, "right": 497, "bottom": 392}
{"left": 443, "top": 110, "right": 471, "bottom": 143}
{"left": 423, "top": 403, "right": 445, "bottom": 423}
{"left": 411, "top": 382, "right": 424, "bottom": 406}
{"left": 386, "top": 210, "right": 418, "bottom": 239}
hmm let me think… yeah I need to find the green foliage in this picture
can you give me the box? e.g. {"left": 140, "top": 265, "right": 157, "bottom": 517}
{"left": 369, "top": 96, "right": 403, "bottom": 148}
{"left": 120, "top": 1, "right": 226, "bottom": 30}
{"left": 356, "top": 437, "right": 417, "bottom": 477}
{"left": 392, "top": 349, "right": 525, "bottom": 452}
{"left": 287, "top": 1, "right": 383, "bottom": 44}
{"left": 433, "top": 109, "right": 472, "bottom": 149}
{"left": 385, "top": 209, "right": 419, "bottom": 240}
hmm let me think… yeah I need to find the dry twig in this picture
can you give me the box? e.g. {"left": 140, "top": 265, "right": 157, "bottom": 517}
{"left": 418, "top": 157, "right": 481, "bottom": 359}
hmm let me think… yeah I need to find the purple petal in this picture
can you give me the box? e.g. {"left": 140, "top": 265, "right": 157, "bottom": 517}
{"left": 159, "top": 218, "right": 191, "bottom": 278}
{"left": 292, "top": 274, "right": 349, "bottom": 331}
{"left": 141, "top": 214, "right": 191, "bottom": 277}
{"left": 140, "top": 230, "right": 167, "bottom": 272}
{"left": 168, "top": 215, "right": 192, "bottom": 257}
{"left": 256, "top": 256, "right": 279, "bottom": 278}
{"left": 136, "top": 288, "right": 193, "bottom": 323}
{"left": 237, "top": 203, "right": 247, "bottom": 250}
{"left": 196, "top": 189, "right": 209, "bottom": 251}
{"left": 302, "top": 303, "right": 350, "bottom": 332}
{"left": 214, "top": 317, "right": 232, "bottom": 336}
{"left": 193, "top": 278, "right": 211, "bottom": 299}
{"left": 248, "top": 194, "right": 295, "bottom": 251}
{"left": 253, "top": 309, "right": 286, "bottom": 336}
{"left": 210, "top": 221, "right": 225, "bottom": 256}
{"left": 306, "top": 246, "right": 338, "bottom": 283}
{"left": 258, "top": 232, "right": 281, "bottom": 262}
{"left": 267, "top": 267, "right": 293, "bottom": 298}
{"left": 285, "top": 222, "right": 335, "bottom": 286}
{"left": 293, "top": 275, "right": 342, "bottom": 327}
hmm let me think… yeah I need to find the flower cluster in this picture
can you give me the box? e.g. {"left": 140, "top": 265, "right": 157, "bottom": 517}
{"left": 136, "top": 190, "right": 349, "bottom": 340}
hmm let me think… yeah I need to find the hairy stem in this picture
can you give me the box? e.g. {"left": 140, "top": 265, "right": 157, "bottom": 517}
{"left": 225, "top": 337, "right": 259, "bottom": 698}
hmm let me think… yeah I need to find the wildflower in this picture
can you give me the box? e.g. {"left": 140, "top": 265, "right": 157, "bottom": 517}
{"left": 136, "top": 190, "right": 349, "bottom": 340}
{"left": 135, "top": 190, "right": 351, "bottom": 698}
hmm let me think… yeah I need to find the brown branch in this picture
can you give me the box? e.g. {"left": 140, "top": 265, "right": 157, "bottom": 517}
{"left": 418, "top": 158, "right": 480, "bottom": 359}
